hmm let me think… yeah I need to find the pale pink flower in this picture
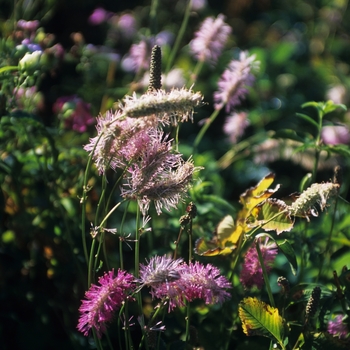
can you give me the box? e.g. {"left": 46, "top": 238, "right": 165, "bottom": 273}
{"left": 321, "top": 125, "right": 350, "bottom": 145}
{"left": 214, "top": 52, "right": 259, "bottom": 112}
{"left": 190, "top": 14, "right": 231, "bottom": 65}
{"left": 223, "top": 112, "right": 249, "bottom": 143}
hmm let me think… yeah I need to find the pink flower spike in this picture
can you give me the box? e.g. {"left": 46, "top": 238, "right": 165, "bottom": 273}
{"left": 214, "top": 52, "right": 259, "bottom": 112}
{"left": 240, "top": 238, "right": 278, "bottom": 290}
{"left": 223, "top": 112, "right": 249, "bottom": 144}
{"left": 77, "top": 269, "right": 135, "bottom": 338}
{"left": 190, "top": 14, "right": 231, "bottom": 65}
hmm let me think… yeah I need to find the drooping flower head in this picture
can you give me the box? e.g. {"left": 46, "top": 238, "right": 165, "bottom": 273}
{"left": 223, "top": 111, "right": 250, "bottom": 144}
{"left": 240, "top": 238, "right": 278, "bottom": 290}
{"left": 214, "top": 51, "right": 259, "bottom": 112}
{"left": 77, "top": 269, "right": 135, "bottom": 338}
{"left": 121, "top": 129, "right": 200, "bottom": 215}
{"left": 327, "top": 315, "right": 349, "bottom": 339}
{"left": 190, "top": 14, "right": 231, "bottom": 65}
{"left": 289, "top": 181, "right": 340, "bottom": 221}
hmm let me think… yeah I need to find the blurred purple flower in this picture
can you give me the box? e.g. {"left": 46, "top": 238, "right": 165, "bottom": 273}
{"left": 21, "top": 39, "right": 42, "bottom": 52}
{"left": 117, "top": 13, "right": 137, "bottom": 39}
{"left": 240, "top": 238, "right": 278, "bottom": 290}
{"left": 326, "top": 85, "right": 347, "bottom": 105}
{"left": 321, "top": 125, "right": 350, "bottom": 145}
{"left": 17, "top": 19, "right": 39, "bottom": 32}
{"left": 190, "top": 14, "right": 231, "bottom": 65}
{"left": 88, "top": 7, "right": 113, "bottom": 25}
{"left": 223, "top": 112, "right": 249, "bottom": 144}
{"left": 327, "top": 315, "right": 349, "bottom": 339}
{"left": 214, "top": 52, "right": 259, "bottom": 112}
{"left": 54, "top": 95, "right": 95, "bottom": 133}
{"left": 140, "top": 257, "right": 231, "bottom": 312}
{"left": 121, "top": 33, "right": 171, "bottom": 73}
{"left": 77, "top": 269, "right": 135, "bottom": 338}
{"left": 191, "top": 0, "right": 207, "bottom": 11}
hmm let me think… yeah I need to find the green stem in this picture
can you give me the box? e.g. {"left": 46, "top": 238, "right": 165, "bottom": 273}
{"left": 256, "top": 241, "right": 275, "bottom": 308}
{"left": 165, "top": 0, "right": 192, "bottom": 74}
{"left": 149, "top": 0, "right": 159, "bottom": 35}
{"left": 193, "top": 108, "right": 221, "bottom": 151}
{"left": 188, "top": 60, "right": 204, "bottom": 87}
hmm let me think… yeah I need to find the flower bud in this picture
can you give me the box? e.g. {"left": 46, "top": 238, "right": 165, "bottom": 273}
{"left": 18, "top": 50, "right": 42, "bottom": 75}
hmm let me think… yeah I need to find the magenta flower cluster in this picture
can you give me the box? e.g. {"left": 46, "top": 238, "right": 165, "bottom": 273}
{"left": 327, "top": 315, "right": 349, "bottom": 339}
{"left": 139, "top": 256, "right": 231, "bottom": 312}
{"left": 77, "top": 257, "right": 231, "bottom": 337}
{"left": 240, "top": 238, "right": 278, "bottom": 290}
{"left": 77, "top": 269, "right": 135, "bottom": 338}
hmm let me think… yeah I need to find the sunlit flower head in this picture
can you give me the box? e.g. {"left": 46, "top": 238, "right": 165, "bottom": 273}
{"left": 140, "top": 255, "right": 184, "bottom": 286}
{"left": 121, "top": 130, "right": 199, "bottom": 215}
{"left": 77, "top": 269, "right": 135, "bottom": 338}
{"left": 240, "top": 238, "right": 278, "bottom": 290}
{"left": 289, "top": 182, "right": 340, "bottom": 221}
{"left": 84, "top": 110, "right": 161, "bottom": 174}
{"left": 327, "top": 315, "right": 349, "bottom": 339}
{"left": 214, "top": 52, "right": 259, "bottom": 112}
{"left": 121, "top": 88, "right": 203, "bottom": 125}
{"left": 223, "top": 112, "right": 249, "bottom": 144}
{"left": 190, "top": 14, "right": 231, "bottom": 65}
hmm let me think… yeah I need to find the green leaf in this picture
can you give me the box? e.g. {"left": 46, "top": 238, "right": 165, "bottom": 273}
{"left": 239, "top": 297, "right": 286, "bottom": 348}
{"left": 247, "top": 199, "right": 293, "bottom": 235}
{"left": 277, "top": 240, "right": 298, "bottom": 275}
{"left": 295, "top": 113, "right": 319, "bottom": 129}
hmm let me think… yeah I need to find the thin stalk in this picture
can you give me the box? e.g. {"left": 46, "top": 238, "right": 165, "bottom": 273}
{"left": 256, "top": 242, "right": 275, "bottom": 308}
{"left": 193, "top": 108, "right": 220, "bottom": 151}
{"left": 165, "top": 0, "right": 192, "bottom": 74}
{"left": 188, "top": 60, "right": 204, "bottom": 87}
{"left": 185, "top": 217, "right": 193, "bottom": 344}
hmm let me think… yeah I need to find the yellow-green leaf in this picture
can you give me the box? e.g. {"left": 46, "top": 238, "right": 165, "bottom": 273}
{"left": 247, "top": 198, "right": 293, "bottom": 235}
{"left": 239, "top": 297, "right": 285, "bottom": 348}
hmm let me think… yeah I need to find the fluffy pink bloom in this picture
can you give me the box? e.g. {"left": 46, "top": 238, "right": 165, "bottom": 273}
{"left": 321, "top": 125, "right": 350, "bottom": 145}
{"left": 327, "top": 315, "right": 349, "bottom": 339}
{"left": 214, "top": 52, "right": 259, "bottom": 112}
{"left": 140, "top": 256, "right": 231, "bottom": 311}
{"left": 240, "top": 238, "right": 278, "bottom": 290}
{"left": 77, "top": 269, "right": 135, "bottom": 338}
{"left": 181, "top": 261, "right": 231, "bottom": 304}
{"left": 190, "top": 14, "right": 231, "bottom": 65}
{"left": 223, "top": 112, "right": 249, "bottom": 144}
{"left": 54, "top": 95, "right": 95, "bottom": 133}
